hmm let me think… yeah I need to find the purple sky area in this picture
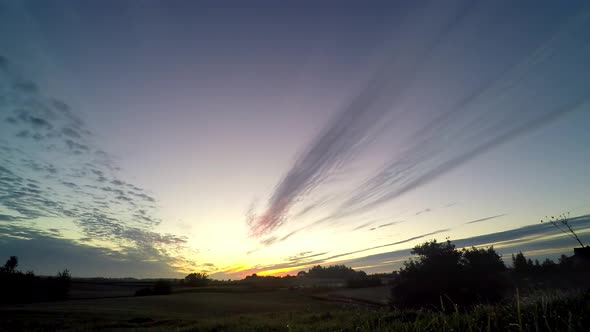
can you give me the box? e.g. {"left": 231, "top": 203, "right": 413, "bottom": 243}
{"left": 1, "top": 0, "right": 589, "bottom": 278}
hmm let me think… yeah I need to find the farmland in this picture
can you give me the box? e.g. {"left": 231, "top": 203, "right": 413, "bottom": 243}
{"left": 0, "top": 287, "right": 348, "bottom": 331}
{"left": 2, "top": 284, "right": 590, "bottom": 331}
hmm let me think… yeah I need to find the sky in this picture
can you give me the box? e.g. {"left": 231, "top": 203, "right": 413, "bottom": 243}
{"left": 1, "top": 0, "right": 589, "bottom": 279}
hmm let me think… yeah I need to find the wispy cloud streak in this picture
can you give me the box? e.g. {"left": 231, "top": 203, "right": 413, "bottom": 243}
{"left": 248, "top": 1, "right": 477, "bottom": 237}
{"left": 466, "top": 213, "right": 507, "bottom": 225}
{"left": 248, "top": 3, "right": 590, "bottom": 238}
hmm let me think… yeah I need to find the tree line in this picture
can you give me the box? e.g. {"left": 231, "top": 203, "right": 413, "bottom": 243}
{"left": 389, "top": 239, "right": 590, "bottom": 310}
{"left": 0, "top": 256, "right": 71, "bottom": 305}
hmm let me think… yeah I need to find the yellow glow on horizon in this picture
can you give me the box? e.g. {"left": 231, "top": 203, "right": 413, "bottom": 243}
{"left": 255, "top": 266, "right": 305, "bottom": 277}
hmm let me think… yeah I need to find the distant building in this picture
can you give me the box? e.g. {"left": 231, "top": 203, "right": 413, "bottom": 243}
{"left": 573, "top": 246, "right": 590, "bottom": 260}
{"left": 568, "top": 246, "right": 590, "bottom": 271}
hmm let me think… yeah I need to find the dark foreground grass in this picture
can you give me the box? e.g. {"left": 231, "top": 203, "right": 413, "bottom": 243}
{"left": 176, "top": 289, "right": 590, "bottom": 332}
{"left": 1, "top": 289, "right": 589, "bottom": 331}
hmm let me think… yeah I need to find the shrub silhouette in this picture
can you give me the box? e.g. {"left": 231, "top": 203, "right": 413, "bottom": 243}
{"left": 390, "top": 240, "right": 508, "bottom": 309}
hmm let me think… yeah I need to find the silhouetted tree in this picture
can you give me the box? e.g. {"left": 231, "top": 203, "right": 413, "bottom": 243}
{"left": 541, "top": 258, "right": 558, "bottom": 272}
{"left": 0, "top": 256, "right": 71, "bottom": 304}
{"left": 184, "top": 272, "right": 210, "bottom": 287}
{"left": 307, "top": 265, "right": 364, "bottom": 279}
{"left": 391, "top": 240, "right": 462, "bottom": 309}
{"left": 54, "top": 269, "right": 72, "bottom": 300}
{"left": 462, "top": 246, "right": 505, "bottom": 274}
{"left": 0, "top": 256, "right": 18, "bottom": 273}
{"left": 391, "top": 240, "right": 508, "bottom": 309}
{"left": 512, "top": 252, "right": 532, "bottom": 273}
{"left": 243, "top": 273, "right": 297, "bottom": 289}
{"left": 527, "top": 258, "right": 534, "bottom": 268}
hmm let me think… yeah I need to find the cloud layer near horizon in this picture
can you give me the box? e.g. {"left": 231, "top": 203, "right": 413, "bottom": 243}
{"left": 221, "top": 214, "right": 590, "bottom": 279}
{"left": 0, "top": 55, "right": 194, "bottom": 276}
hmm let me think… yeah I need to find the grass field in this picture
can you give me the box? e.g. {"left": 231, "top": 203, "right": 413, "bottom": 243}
{"left": 5, "top": 289, "right": 344, "bottom": 319}
{"left": 67, "top": 280, "right": 154, "bottom": 299}
{"left": 318, "top": 285, "right": 391, "bottom": 305}
{"left": 1, "top": 287, "right": 589, "bottom": 331}
{"left": 0, "top": 288, "right": 346, "bottom": 331}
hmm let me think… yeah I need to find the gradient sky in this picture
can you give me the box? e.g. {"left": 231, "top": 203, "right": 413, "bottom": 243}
{"left": 1, "top": 0, "right": 589, "bottom": 278}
